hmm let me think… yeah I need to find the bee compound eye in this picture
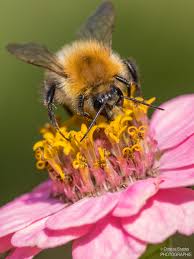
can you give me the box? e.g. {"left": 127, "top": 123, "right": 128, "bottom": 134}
{"left": 93, "top": 96, "right": 104, "bottom": 111}
{"left": 110, "top": 85, "right": 117, "bottom": 93}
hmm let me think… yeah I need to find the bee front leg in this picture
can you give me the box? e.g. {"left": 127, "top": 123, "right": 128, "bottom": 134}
{"left": 78, "top": 94, "right": 92, "bottom": 120}
{"left": 115, "top": 75, "right": 132, "bottom": 97}
{"left": 45, "top": 84, "right": 69, "bottom": 140}
{"left": 123, "top": 59, "right": 142, "bottom": 96}
{"left": 45, "top": 85, "right": 58, "bottom": 126}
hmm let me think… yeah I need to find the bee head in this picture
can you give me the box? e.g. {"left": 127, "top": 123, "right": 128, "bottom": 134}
{"left": 93, "top": 85, "right": 123, "bottom": 119}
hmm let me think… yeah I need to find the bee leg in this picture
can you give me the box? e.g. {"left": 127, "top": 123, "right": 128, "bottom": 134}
{"left": 46, "top": 85, "right": 69, "bottom": 141}
{"left": 115, "top": 75, "right": 132, "bottom": 96}
{"left": 78, "top": 94, "right": 92, "bottom": 120}
{"left": 124, "top": 59, "right": 142, "bottom": 96}
{"left": 46, "top": 85, "right": 57, "bottom": 125}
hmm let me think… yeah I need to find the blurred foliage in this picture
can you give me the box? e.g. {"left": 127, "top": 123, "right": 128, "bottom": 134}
{"left": 140, "top": 238, "right": 172, "bottom": 259}
{"left": 0, "top": 0, "right": 193, "bottom": 258}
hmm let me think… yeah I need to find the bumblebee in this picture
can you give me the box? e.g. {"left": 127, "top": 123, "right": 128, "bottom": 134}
{"left": 7, "top": 1, "right": 162, "bottom": 141}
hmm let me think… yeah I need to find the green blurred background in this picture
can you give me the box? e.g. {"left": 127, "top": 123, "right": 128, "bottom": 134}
{"left": 0, "top": 0, "right": 194, "bottom": 258}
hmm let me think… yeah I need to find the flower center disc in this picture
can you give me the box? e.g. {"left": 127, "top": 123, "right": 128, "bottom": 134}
{"left": 33, "top": 98, "right": 159, "bottom": 203}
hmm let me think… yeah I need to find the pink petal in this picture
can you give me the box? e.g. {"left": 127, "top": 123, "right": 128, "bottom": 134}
{"left": 0, "top": 181, "right": 66, "bottom": 237}
{"left": 6, "top": 247, "right": 41, "bottom": 259}
{"left": 31, "top": 180, "right": 52, "bottom": 193}
{"left": 11, "top": 217, "right": 48, "bottom": 248}
{"left": 46, "top": 193, "right": 120, "bottom": 230}
{"left": 72, "top": 217, "right": 146, "bottom": 259}
{"left": 113, "top": 178, "right": 159, "bottom": 217}
{"left": 159, "top": 168, "right": 194, "bottom": 189}
{"left": 176, "top": 188, "right": 194, "bottom": 235}
{"left": 122, "top": 188, "right": 194, "bottom": 243}
{"left": 38, "top": 226, "right": 91, "bottom": 249}
{"left": 12, "top": 216, "right": 91, "bottom": 249}
{"left": 0, "top": 234, "right": 13, "bottom": 253}
{"left": 150, "top": 94, "right": 194, "bottom": 150}
{"left": 160, "top": 134, "right": 194, "bottom": 170}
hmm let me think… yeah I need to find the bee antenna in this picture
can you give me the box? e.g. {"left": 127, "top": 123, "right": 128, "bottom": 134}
{"left": 80, "top": 101, "right": 107, "bottom": 142}
{"left": 122, "top": 96, "right": 164, "bottom": 111}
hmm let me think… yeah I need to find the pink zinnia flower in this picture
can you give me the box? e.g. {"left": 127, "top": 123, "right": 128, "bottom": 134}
{"left": 0, "top": 95, "right": 194, "bottom": 259}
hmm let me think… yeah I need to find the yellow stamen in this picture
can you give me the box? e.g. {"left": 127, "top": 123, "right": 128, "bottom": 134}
{"left": 122, "top": 143, "right": 142, "bottom": 157}
{"left": 130, "top": 82, "right": 136, "bottom": 97}
{"left": 73, "top": 152, "right": 88, "bottom": 169}
{"left": 94, "top": 147, "right": 110, "bottom": 169}
{"left": 36, "top": 160, "right": 46, "bottom": 170}
{"left": 128, "top": 125, "right": 146, "bottom": 142}
{"left": 33, "top": 97, "right": 156, "bottom": 181}
{"left": 35, "top": 149, "right": 43, "bottom": 160}
{"left": 48, "top": 160, "right": 65, "bottom": 181}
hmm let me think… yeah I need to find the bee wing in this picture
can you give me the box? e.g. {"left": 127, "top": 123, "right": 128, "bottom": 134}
{"left": 77, "top": 1, "right": 115, "bottom": 47}
{"left": 7, "top": 43, "right": 67, "bottom": 77}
